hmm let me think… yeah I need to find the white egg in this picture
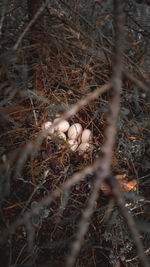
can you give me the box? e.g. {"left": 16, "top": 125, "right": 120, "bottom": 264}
{"left": 68, "top": 123, "right": 82, "bottom": 140}
{"left": 68, "top": 139, "right": 78, "bottom": 151}
{"left": 78, "top": 142, "right": 92, "bottom": 155}
{"left": 53, "top": 118, "right": 70, "bottom": 132}
{"left": 81, "top": 129, "right": 92, "bottom": 143}
{"left": 42, "top": 121, "right": 54, "bottom": 134}
{"left": 56, "top": 131, "right": 67, "bottom": 141}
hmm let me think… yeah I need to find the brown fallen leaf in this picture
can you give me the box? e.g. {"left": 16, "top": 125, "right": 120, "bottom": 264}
{"left": 100, "top": 174, "right": 137, "bottom": 195}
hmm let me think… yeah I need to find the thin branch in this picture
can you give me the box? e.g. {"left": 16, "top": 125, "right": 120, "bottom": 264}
{"left": 125, "top": 71, "right": 150, "bottom": 94}
{"left": 13, "top": 0, "right": 49, "bottom": 50}
{"left": 0, "top": 161, "right": 95, "bottom": 244}
{"left": 65, "top": 178, "right": 101, "bottom": 267}
{"left": 96, "top": 0, "right": 124, "bottom": 180}
{"left": 99, "top": 1, "right": 149, "bottom": 266}
{"left": 106, "top": 174, "right": 150, "bottom": 267}
{"left": 0, "top": 0, "right": 8, "bottom": 37}
{"left": 65, "top": 1, "right": 124, "bottom": 265}
{"left": 0, "top": 157, "right": 112, "bottom": 244}
{"left": 64, "top": 0, "right": 149, "bottom": 266}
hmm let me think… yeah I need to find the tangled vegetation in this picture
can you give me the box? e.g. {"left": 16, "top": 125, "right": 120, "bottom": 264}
{"left": 0, "top": 1, "right": 150, "bottom": 266}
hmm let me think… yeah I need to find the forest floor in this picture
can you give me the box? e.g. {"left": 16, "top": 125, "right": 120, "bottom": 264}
{"left": 0, "top": 1, "right": 150, "bottom": 266}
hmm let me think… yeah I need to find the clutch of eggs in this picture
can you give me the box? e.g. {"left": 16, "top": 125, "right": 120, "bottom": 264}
{"left": 42, "top": 119, "right": 93, "bottom": 154}
{"left": 68, "top": 123, "right": 93, "bottom": 153}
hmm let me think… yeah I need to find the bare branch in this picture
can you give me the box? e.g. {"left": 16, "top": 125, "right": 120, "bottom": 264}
{"left": 0, "top": 161, "right": 95, "bottom": 244}
{"left": 13, "top": 0, "right": 49, "bottom": 50}
{"left": 125, "top": 71, "right": 150, "bottom": 95}
{"left": 106, "top": 174, "right": 150, "bottom": 267}
{"left": 65, "top": 178, "right": 101, "bottom": 267}
{"left": 0, "top": 0, "right": 8, "bottom": 37}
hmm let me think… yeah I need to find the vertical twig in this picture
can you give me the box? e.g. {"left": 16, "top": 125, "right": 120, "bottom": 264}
{"left": 98, "top": 0, "right": 124, "bottom": 179}
{"left": 105, "top": 1, "right": 150, "bottom": 266}
{"left": 30, "top": 98, "right": 38, "bottom": 127}
{"left": 106, "top": 174, "right": 150, "bottom": 267}
{"left": 0, "top": 0, "right": 8, "bottom": 37}
{"left": 65, "top": 179, "right": 100, "bottom": 267}
{"left": 13, "top": 0, "right": 49, "bottom": 50}
{"left": 65, "top": 0, "right": 125, "bottom": 265}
